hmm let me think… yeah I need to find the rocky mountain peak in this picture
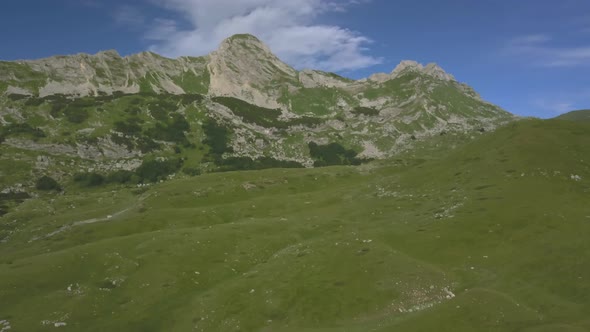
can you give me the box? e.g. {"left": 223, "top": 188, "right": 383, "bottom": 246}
{"left": 224, "top": 33, "right": 265, "bottom": 44}
{"left": 366, "top": 60, "right": 455, "bottom": 83}
{"left": 422, "top": 63, "right": 455, "bottom": 81}
{"left": 390, "top": 60, "right": 454, "bottom": 81}
{"left": 390, "top": 60, "right": 424, "bottom": 75}
{"left": 207, "top": 34, "right": 298, "bottom": 109}
{"left": 96, "top": 49, "right": 121, "bottom": 59}
{"left": 216, "top": 34, "right": 279, "bottom": 63}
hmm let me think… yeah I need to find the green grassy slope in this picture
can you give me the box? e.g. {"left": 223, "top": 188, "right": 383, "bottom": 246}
{"left": 555, "top": 110, "right": 590, "bottom": 121}
{"left": 0, "top": 119, "right": 589, "bottom": 331}
{"left": 0, "top": 90, "right": 503, "bottom": 193}
{"left": 0, "top": 92, "right": 320, "bottom": 190}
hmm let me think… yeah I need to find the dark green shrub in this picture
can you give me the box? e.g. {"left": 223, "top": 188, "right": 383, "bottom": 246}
{"left": 212, "top": 97, "right": 324, "bottom": 129}
{"left": 106, "top": 170, "right": 135, "bottom": 184}
{"left": 180, "top": 94, "right": 204, "bottom": 105}
{"left": 202, "top": 119, "right": 232, "bottom": 156}
{"left": 69, "top": 98, "right": 96, "bottom": 108}
{"left": 0, "top": 191, "right": 31, "bottom": 202}
{"left": 114, "top": 117, "right": 143, "bottom": 135}
{"left": 352, "top": 106, "right": 380, "bottom": 116}
{"left": 110, "top": 134, "right": 135, "bottom": 151}
{"left": 7, "top": 94, "right": 29, "bottom": 101}
{"left": 81, "top": 136, "right": 99, "bottom": 145}
{"left": 0, "top": 123, "right": 46, "bottom": 143}
{"left": 212, "top": 96, "right": 283, "bottom": 128}
{"left": 73, "top": 172, "right": 105, "bottom": 187}
{"left": 169, "top": 113, "right": 190, "bottom": 131}
{"left": 135, "top": 158, "right": 183, "bottom": 183}
{"left": 212, "top": 96, "right": 323, "bottom": 129}
{"left": 148, "top": 99, "right": 177, "bottom": 121}
{"left": 136, "top": 137, "right": 161, "bottom": 153}
{"left": 308, "top": 142, "right": 362, "bottom": 167}
{"left": 24, "top": 97, "right": 44, "bottom": 106}
{"left": 50, "top": 102, "right": 66, "bottom": 118}
{"left": 128, "top": 96, "right": 146, "bottom": 105}
{"left": 149, "top": 107, "right": 169, "bottom": 122}
{"left": 216, "top": 157, "right": 303, "bottom": 172}
{"left": 42, "top": 94, "right": 68, "bottom": 103}
{"left": 182, "top": 167, "right": 201, "bottom": 176}
{"left": 126, "top": 107, "right": 141, "bottom": 115}
{"left": 145, "top": 113, "right": 190, "bottom": 145}
{"left": 35, "top": 176, "right": 61, "bottom": 191}
{"left": 63, "top": 107, "right": 90, "bottom": 124}
{"left": 0, "top": 190, "right": 31, "bottom": 216}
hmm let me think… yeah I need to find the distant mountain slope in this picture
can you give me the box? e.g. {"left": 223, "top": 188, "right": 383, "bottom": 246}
{"left": 0, "top": 34, "right": 515, "bottom": 194}
{"left": 555, "top": 109, "right": 590, "bottom": 121}
{"left": 0, "top": 34, "right": 509, "bottom": 121}
{"left": 0, "top": 50, "right": 210, "bottom": 96}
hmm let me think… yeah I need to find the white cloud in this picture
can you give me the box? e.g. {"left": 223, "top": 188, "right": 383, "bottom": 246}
{"left": 506, "top": 33, "right": 590, "bottom": 67}
{"left": 144, "top": 0, "right": 381, "bottom": 71}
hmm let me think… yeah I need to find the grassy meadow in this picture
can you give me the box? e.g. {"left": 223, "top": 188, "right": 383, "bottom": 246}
{"left": 0, "top": 118, "right": 589, "bottom": 331}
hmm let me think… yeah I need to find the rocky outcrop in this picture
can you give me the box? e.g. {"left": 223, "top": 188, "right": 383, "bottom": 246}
{"left": 368, "top": 60, "right": 455, "bottom": 83}
{"left": 3, "top": 137, "right": 141, "bottom": 160}
{"left": 5, "top": 86, "right": 32, "bottom": 96}
{"left": 2, "top": 50, "right": 209, "bottom": 97}
{"left": 422, "top": 63, "right": 455, "bottom": 81}
{"left": 298, "top": 70, "right": 351, "bottom": 88}
{"left": 207, "top": 34, "right": 299, "bottom": 109}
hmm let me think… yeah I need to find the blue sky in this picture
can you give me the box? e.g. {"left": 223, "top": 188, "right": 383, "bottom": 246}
{"left": 1, "top": 0, "right": 589, "bottom": 118}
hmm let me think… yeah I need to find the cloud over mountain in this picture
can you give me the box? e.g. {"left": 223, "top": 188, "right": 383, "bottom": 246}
{"left": 145, "top": 0, "right": 381, "bottom": 71}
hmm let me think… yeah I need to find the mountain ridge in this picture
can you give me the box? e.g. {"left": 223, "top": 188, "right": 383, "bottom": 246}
{"left": 1, "top": 34, "right": 474, "bottom": 104}
{"left": 0, "top": 33, "right": 514, "bottom": 194}
{"left": 4, "top": 34, "right": 454, "bottom": 86}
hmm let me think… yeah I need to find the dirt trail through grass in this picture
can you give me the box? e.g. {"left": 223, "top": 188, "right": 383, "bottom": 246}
{"left": 28, "top": 193, "right": 151, "bottom": 242}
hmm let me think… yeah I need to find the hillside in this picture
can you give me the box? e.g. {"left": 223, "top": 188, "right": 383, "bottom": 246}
{"left": 0, "top": 34, "right": 514, "bottom": 198}
{"left": 0, "top": 118, "right": 588, "bottom": 331}
{"left": 555, "top": 109, "right": 590, "bottom": 121}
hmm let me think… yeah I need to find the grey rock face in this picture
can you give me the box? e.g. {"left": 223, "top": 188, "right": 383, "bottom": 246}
{"left": 2, "top": 50, "right": 209, "bottom": 97}
{"left": 207, "top": 34, "right": 298, "bottom": 109}
{"left": 4, "top": 138, "right": 140, "bottom": 160}
{"left": 367, "top": 60, "right": 455, "bottom": 83}
{"left": 2, "top": 34, "right": 478, "bottom": 114}
{"left": 298, "top": 70, "right": 350, "bottom": 88}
